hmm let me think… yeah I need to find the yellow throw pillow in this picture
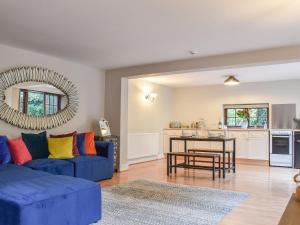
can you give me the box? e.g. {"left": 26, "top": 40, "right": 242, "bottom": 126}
{"left": 48, "top": 137, "right": 74, "bottom": 159}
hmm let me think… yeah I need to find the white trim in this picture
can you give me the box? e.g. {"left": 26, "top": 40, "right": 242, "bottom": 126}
{"left": 119, "top": 163, "right": 129, "bottom": 171}
{"left": 128, "top": 154, "right": 164, "bottom": 165}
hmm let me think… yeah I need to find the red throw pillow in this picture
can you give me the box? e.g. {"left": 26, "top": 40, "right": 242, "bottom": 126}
{"left": 8, "top": 138, "right": 32, "bottom": 165}
{"left": 50, "top": 131, "right": 79, "bottom": 155}
{"left": 85, "top": 132, "right": 97, "bottom": 155}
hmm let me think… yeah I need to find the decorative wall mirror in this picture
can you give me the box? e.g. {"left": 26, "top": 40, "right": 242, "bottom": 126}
{"left": 0, "top": 66, "right": 79, "bottom": 130}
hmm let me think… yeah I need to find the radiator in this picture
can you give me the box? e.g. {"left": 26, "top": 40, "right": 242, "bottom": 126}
{"left": 128, "top": 133, "right": 160, "bottom": 161}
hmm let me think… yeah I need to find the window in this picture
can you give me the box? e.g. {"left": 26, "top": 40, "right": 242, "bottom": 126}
{"left": 19, "top": 89, "right": 61, "bottom": 116}
{"left": 224, "top": 104, "right": 269, "bottom": 128}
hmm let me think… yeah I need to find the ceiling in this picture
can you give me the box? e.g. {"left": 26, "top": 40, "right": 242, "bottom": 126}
{"left": 0, "top": 1, "right": 300, "bottom": 69}
{"left": 141, "top": 62, "right": 300, "bottom": 87}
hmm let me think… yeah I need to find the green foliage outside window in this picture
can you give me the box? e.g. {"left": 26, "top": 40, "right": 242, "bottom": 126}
{"left": 225, "top": 107, "right": 268, "bottom": 127}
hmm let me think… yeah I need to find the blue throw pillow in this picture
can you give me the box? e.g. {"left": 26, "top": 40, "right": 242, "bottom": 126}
{"left": 21, "top": 131, "right": 49, "bottom": 159}
{"left": 77, "top": 133, "right": 86, "bottom": 155}
{"left": 0, "top": 136, "right": 11, "bottom": 164}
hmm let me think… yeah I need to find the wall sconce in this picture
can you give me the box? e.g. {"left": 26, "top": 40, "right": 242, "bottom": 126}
{"left": 145, "top": 93, "right": 157, "bottom": 103}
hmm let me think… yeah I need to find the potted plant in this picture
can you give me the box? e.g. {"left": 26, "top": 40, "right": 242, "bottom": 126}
{"left": 236, "top": 109, "right": 250, "bottom": 129}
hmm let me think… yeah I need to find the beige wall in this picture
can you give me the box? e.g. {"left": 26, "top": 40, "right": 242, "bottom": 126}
{"left": 128, "top": 79, "right": 173, "bottom": 156}
{"left": 128, "top": 79, "right": 173, "bottom": 133}
{"left": 171, "top": 79, "right": 300, "bottom": 128}
{"left": 0, "top": 44, "right": 105, "bottom": 138}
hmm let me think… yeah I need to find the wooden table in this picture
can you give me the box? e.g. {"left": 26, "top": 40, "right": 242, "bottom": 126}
{"left": 278, "top": 194, "right": 300, "bottom": 225}
{"left": 169, "top": 136, "right": 236, "bottom": 178}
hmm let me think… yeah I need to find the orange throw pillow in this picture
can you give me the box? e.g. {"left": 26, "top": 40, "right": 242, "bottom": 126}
{"left": 8, "top": 138, "right": 32, "bottom": 165}
{"left": 85, "top": 132, "right": 97, "bottom": 155}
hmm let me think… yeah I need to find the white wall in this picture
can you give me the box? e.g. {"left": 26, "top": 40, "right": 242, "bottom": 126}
{"left": 128, "top": 79, "right": 173, "bottom": 158}
{"left": 172, "top": 79, "right": 300, "bottom": 128}
{"left": 0, "top": 44, "right": 105, "bottom": 138}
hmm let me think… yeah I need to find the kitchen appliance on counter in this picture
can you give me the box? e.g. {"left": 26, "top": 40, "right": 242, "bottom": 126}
{"left": 294, "top": 131, "right": 300, "bottom": 168}
{"left": 270, "top": 130, "right": 293, "bottom": 167}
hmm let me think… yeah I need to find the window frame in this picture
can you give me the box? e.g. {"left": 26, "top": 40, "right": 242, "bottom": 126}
{"left": 19, "top": 89, "right": 62, "bottom": 116}
{"left": 223, "top": 103, "right": 269, "bottom": 128}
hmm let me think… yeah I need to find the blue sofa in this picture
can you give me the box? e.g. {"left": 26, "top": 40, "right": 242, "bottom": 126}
{"left": 23, "top": 141, "right": 114, "bottom": 181}
{"left": 0, "top": 140, "right": 114, "bottom": 225}
{"left": 0, "top": 164, "right": 101, "bottom": 225}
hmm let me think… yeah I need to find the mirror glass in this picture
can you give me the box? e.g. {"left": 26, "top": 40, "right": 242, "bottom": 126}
{"left": 5, "top": 82, "right": 68, "bottom": 116}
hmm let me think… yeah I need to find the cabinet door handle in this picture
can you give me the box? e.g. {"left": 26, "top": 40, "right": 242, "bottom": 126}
{"left": 296, "top": 140, "right": 300, "bottom": 143}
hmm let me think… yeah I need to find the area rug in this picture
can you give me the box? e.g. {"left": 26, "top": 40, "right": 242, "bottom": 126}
{"left": 94, "top": 180, "right": 248, "bottom": 225}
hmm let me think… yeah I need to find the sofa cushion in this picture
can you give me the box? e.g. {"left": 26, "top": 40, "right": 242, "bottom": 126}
{"left": 76, "top": 133, "right": 86, "bottom": 155}
{"left": 77, "top": 132, "right": 97, "bottom": 155}
{"left": 50, "top": 131, "right": 79, "bottom": 155}
{"left": 66, "top": 156, "right": 113, "bottom": 181}
{"left": 7, "top": 138, "right": 32, "bottom": 165}
{"left": 0, "top": 136, "right": 11, "bottom": 164}
{"left": 48, "top": 136, "right": 74, "bottom": 159}
{"left": 0, "top": 166, "right": 101, "bottom": 225}
{"left": 22, "top": 131, "right": 49, "bottom": 159}
{"left": 85, "top": 132, "right": 97, "bottom": 155}
{"left": 24, "top": 158, "right": 74, "bottom": 176}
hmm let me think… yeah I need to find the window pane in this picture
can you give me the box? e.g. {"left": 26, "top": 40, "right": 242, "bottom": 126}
{"left": 235, "top": 109, "right": 244, "bottom": 117}
{"left": 46, "top": 95, "right": 49, "bottom": 104}
{"left": 249, "top": 117, "right": 258, "bottom": 126}
{"left": 27, "top": 91, "right": 44, "bottom": 116}
{"left": 236, "top": 117, "right": 244, "bottom": 126}
{"left": 20, "top": 103, "right": 23, "bottom": 113}
{"left": 50, "top": 96, "right": 53, "bottom": 105}
{"left": 257, "top": 117, "right": 267, "bottom": 127}
{"left": 227, "top": 109, "right": 235, "bottom": 117}
{"left": 249, "top": 108, "right": 257, "bottom": 117}
{"left": 227, "top": 118, "right": 236, "bottom": 126}
{"left": 257, "top": 108, "right": 267, "bottom": 117}
{"left": 53, "top": 106, "right": 58, "bottom": 113}
{"left": 53, "top": 96, "right": 58, "bottom": 105}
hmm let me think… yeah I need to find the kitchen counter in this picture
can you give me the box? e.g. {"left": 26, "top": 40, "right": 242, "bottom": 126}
{"left": 164, "top": 128, "right": 269, "bottom": 132}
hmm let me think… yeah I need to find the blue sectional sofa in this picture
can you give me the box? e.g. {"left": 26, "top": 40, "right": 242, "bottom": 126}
{"left": 23, "top": 141, "right": 114, "bottom": 181}
{"left": 0, "top": 140, "right": 114, "bottom": 225}
{"left": 0, "top": 164, "right": 101, "bottom": 225}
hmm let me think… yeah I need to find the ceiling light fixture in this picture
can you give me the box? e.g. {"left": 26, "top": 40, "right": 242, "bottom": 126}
{"left": 189, "top": 50, "right": 200, "bottom": 55}
{"left": 224, "top": 75, "right": 240, "bottom": 86}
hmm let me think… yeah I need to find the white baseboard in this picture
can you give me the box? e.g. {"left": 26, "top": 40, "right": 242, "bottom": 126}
{"left": 157, "top": 153, "right": 165, "bottom": 159}
{"left": 128, "top": 154, "right": 164, "bottom": 165}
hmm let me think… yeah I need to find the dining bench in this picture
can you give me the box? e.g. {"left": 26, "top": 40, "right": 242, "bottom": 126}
{"left": 167, "top": 152, "right": 221, "bottom": 180}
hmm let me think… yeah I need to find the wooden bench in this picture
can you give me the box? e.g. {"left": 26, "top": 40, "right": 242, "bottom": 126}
{"left": 188, "top": 148, "right": 233, "bottom": 172}
{"left": 167, "top": 152, "right": 221, "bottom": 180}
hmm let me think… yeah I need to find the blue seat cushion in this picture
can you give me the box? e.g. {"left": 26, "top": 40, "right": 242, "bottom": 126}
{"left": 0, "top": 167, "right": 101, "bottom": 225}
{"left": 66, "top": 156, "right": 113, "bottom": 181}
{"left": 24, "top": 158, "right": 74, "bottom": 176}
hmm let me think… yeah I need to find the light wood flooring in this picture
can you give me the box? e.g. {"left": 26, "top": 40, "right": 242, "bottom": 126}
{"left": 100, "top": 158, "right": 298, "bottom": 225}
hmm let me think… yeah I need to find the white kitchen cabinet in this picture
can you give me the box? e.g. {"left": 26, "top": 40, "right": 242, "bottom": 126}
{"left": 248, "top": 132, "right": 269, "bottom": 160}
{"left": 227, "top": 131, "right": 249, "bottom": 158}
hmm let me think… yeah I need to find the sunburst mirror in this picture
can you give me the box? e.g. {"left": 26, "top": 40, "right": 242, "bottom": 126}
{"left": 0, "top": 66, "right": 79, "bottom": 130}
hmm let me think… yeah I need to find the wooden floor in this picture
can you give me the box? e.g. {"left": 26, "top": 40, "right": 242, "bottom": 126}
{"left": 100, "top": 158, "right": 298, "bottom": 225}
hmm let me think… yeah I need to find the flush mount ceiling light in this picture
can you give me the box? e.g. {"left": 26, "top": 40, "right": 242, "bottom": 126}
{"left": 189, "top": 50, "right": 200, "bottom": 55}
{"left": 224, "top": 75, "right": 240, "bottom": 86}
